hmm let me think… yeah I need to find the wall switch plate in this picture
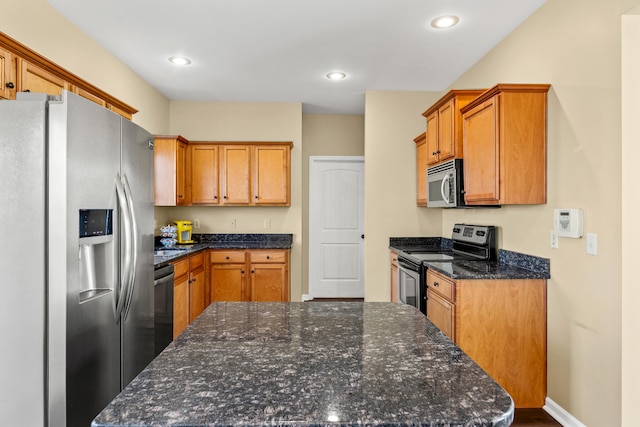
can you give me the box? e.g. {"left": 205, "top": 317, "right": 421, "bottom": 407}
{"left": 193, "top": 219, "right": 200, "bottom": 229}
{"left": 264, "top": 219, "right": 271, "bottom": 229}
{"left": 587, "top": 233, "right": 597, "bottom": 256}
{"left": 230, "top": 218, "right": 236, "bottom": 228}
{"left": 550, "top": 230, "right": 558, "bottom": 249}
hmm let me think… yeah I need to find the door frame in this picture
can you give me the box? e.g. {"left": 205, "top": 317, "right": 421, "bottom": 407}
{"left": 308, "top": 155, "right": 365, "bottom": 299}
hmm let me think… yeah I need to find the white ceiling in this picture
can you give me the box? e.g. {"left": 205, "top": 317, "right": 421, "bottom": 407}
{"left": 47, "top": 0, "right": 546, "bottom": 114}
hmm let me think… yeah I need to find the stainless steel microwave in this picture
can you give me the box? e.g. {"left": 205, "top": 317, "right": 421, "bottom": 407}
{"left": 426, "top": 159, "right": 464, "bottom": 208}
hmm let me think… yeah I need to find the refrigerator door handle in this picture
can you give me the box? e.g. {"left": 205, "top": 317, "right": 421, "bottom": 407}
{"left": 121, "top": 173, "right": 138, "bottom": 320}
{"left": 115, "top": 173, "right": 132, "bottom": 322}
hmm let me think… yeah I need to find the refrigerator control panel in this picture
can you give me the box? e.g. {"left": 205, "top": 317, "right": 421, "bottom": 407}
{"left": 79, "top": 209, "right": 113, "bottom": 238}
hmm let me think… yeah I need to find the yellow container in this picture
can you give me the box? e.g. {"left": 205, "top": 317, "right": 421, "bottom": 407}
{"left": 173, "top": 220, "right": 193, "bottom": 244}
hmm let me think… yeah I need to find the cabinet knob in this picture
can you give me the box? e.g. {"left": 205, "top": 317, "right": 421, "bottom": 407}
{"left": 241, "top": 270, "right": 245, "bottom": 274}
{"left": 255, "top": 196, "right": 258, "bottom": 199}
{"left": 266, "top": 256, "right": 270, "bottom": 260}
{"left": 432, "top": 151, "right": 437, "bottom": 156}
{"left": 214, "top": 196, "right": 218, "bottom": 199}
{"left": 251, "top": 270, "right": 255, "bottom": 274}
{"left": 226, "top": 256, "right": 230, "bottom": 260}
{"left": 433, "top": 281, "right": 439, "bottom": 287}
{"left": 178, "top": 195, "right": 183, "bottom": 199}
{"left": 5, "top": 82, "right": 14, "bottom": 89}
{"left": 223, "top": 195, "right": 227, "bottom": 199}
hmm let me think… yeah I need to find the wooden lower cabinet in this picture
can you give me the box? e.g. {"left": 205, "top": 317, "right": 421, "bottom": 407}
{"left": 209, "top": 249, "right": 289, "bottom": 303}
{"left": 426, "top": 269, "right": 547, "bottom": 408}
{"left": 390, "top": 251, "right": 399, "bottom": 303}
{"left": 171, "top": 251, "right": 207, "bottom": 338}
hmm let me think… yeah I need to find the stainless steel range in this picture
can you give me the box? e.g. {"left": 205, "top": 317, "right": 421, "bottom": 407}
{"left": 397, "top": 224, "right": 496, "bottom": 314}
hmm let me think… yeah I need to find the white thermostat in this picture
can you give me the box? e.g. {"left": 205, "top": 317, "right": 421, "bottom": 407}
{"left": 553, "top": 208, "right": 584, "bottom": 238}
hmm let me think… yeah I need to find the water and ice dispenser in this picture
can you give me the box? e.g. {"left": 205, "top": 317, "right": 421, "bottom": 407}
{"left": 78, "top": 209, "right": 115, "bottom": 304}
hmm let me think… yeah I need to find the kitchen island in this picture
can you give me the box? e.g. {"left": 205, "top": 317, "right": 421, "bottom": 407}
{"left": 92, "top": 302, "right": 514, "bottom": 427}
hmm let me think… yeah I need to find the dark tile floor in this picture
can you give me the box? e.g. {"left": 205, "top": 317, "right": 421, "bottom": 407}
{"left": 512, "top": 408, "right": 562, "bottom": 426}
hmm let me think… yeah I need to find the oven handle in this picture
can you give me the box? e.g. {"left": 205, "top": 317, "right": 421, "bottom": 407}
{"left": 398, "top": 258, "right": 421, "bottom": 272}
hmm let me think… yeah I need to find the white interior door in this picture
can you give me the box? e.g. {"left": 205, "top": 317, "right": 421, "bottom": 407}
{"left": 309, "top": 156, "right": 365, "bottom": 298}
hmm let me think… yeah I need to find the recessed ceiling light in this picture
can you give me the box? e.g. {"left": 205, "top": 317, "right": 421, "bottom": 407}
{"left": 326, "top": 72, "right": 347, "bottom": 80}
{"left": 431, "top": 15, "right": 460, "bottom": 29}
{"left": 168, "top": 56, "right": 191, "bottom": 66}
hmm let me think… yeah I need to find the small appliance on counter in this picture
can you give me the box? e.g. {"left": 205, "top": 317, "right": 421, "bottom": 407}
{"left": 174, "top": 220, "right": 194, "bottom": 244}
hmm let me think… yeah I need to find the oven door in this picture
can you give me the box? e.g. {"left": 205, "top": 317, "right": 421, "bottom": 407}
{"left": 398, "top": 259, "right": 422, "bottom": 312}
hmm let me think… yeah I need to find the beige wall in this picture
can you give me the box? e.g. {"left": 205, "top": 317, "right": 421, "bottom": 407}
{"left": 621, "top": 12, "right": 640, "bottom": 427}
{"left": 1, "top": 0, "right": 170, "bottom": 134}
{"left": 301, "top": 115, "right": 365, "bottom": 296}
{"left": 363, "top": 91, "right": 444, "bottom": 301}
{"left": 154, "top": 101, "right": 304, "bottom": 300}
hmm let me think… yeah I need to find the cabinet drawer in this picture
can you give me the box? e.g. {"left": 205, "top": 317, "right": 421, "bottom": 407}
{"left": 189, "top": 251, "right": 204, "bottom": 270}
{"left": 427, "top": 270, "right": 455, "bottom": 301}
{"left": 249, "top": 250, "right": 287, "bottom": 263}
{"left": 172, "top": 257, "right": 190, "bottom": 278}
{"left": 210, "top": 250, "right": 246, "bottom": 263}
{"left": 427, "top": 289, "right": 454, "bottom": 340}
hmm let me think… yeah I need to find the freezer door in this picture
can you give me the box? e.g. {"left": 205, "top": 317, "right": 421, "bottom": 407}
{"left": 0, "top": 99, "right": 48, "bottom": 426}
{"left": 48, "top": 91, "right": 122, "bottom": 427}
{"left": 120, "top": 118, "right": 155, "bottom": 386}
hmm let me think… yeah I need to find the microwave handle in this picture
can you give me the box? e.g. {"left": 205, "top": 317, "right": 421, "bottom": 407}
{"left": 441, "top": 174, "right": 451, "bottom": 204}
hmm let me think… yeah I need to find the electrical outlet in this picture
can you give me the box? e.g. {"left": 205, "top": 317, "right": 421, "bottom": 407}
{"left": 193, "top": 219, "right": 200, "bottom": 229}
{"left": 264, "top": 219, "right": 271, "bottom": 229}
{"left": 230, "top": 218, "right": 236, "bottom": 228}
{"left": 587, "top": 233, "right": 597, "bottom": 256}
{"left": 550, "top": 230, "right": 558, "bottom": 249}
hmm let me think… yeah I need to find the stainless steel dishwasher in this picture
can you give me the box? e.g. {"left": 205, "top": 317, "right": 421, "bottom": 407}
{"left": 154, "top": 264, "right": 174, "bottom": 356}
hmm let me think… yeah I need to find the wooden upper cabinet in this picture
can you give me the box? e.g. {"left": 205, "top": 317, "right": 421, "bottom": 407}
{"left": 0, "top": 32, "right": 136, "bottom": 118}
{"left": 72, "top": 86, "right": 107, "bottom": 107}
{"left": 190, "top": 144, "right": 219, "bottom": 205}
{"left": 422, "top": 90, "right": 485, "bottom": 166}
{"left": 461, "top": 84, "right": 550, "bottom": 205}
{"left": 414, "top": 132, "right": 427, "bottom": 206}
{"left": 0, "top": 46, "right": 16, "bottom": 99}
{"left": 18, "top": 58, "right": 69, "bottom": 95}
{"left": 253, "top": 144, "right": 292, "bottom": 206}
{"left": 154, "top": 135, "right": 189, "bottom": 206}
{"left": 220, "top": 145, "right": 251, "bottom": 205}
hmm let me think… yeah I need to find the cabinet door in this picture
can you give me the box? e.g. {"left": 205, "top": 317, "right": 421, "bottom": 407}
{"left": 414, "top": 133, "right": 427, "bottom": 206}
{"left": 437, "top": 99, "right": 455, "bottom": 160}
{"left": 0, "top": 46, "right": 16, "bottom": 100}
{"left": 250, "top": 263, "right": 288, "bottom": 302}
{"left": 176, "top": 141, "right": 187, "bottom": 205}
{"left": 210, "top": 264, "right": 246, "bottom": 301}
{"left": 253, "top": 145, "right": 290, "bottom": 205}
{"left": 425, "top": 111, "right": 439, "bottom": 165}
{"left": 427, "top": 289, "right": 454, "bottom": 340}
{"left": 220, "top": 145, "right": 251, "bottom": 205}
{"left": 189, "top": 267, "right": 206, "bottom": 322}
{"left": 18, "top": 59, "right": 69, "bottom": 95}
{"left": 173, "top": 273, "right": 189, "bottom": 338}
{"left": 190, "top": 144, "right": 219, "bottom": 204}
{"left": 462, "top": 97, "right": 500, "bottom": 205}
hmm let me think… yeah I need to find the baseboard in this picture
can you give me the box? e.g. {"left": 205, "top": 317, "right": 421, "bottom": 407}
{"left": 301, "top": 294, "right": 312, "bottom": 301}
{"left": 544, "top": 397, "right": 586, "bottom": 427}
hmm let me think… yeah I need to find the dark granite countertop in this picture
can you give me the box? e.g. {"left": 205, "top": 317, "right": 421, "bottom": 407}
{"left": 154, "top": 234, "right": 293, "bottom": 267}
{"left": 92, "top": 302, "right": 514, "bottom": 427}
{"left": 389, "top": 237, "right": 550, "bottom": 280}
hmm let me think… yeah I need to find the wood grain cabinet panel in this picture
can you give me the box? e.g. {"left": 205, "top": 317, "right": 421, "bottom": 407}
{"left": 209, "top": 249, "right": 289, "bottom": 303}
{"left": 253, "top": 144, "right": 291, "bottom": 206}
{"left": 171, "top": 258, "right": 190, "bottom": 338}
{"left": 426, "top": 269, "right": 547, "bottom": 408}
{"left": 421, "top": 90, "right": 485, "bottom": 166}
{"left": 18, "top": 58, "right": 69, "bottom": 95}
{"left": 390, "top": 251, "right": 399, "bottom": 303}
{"left": 72, "top": 86, "right": 107, "bottom": 107}
{"left": 154, "top": 135, "right": 188, "bottom": 206}
{"left": 0, "top": 46, "right": 16, "bottom": 100}
{"left": 220, "top": 145, "right": 251, "bottom": 205}
{"left": 189, "top": 144, "right": 219, "bottom": 205}
{"left": 461, "top": 84, "right": 550, "bottom": 205}
{"left": 414, "top": 133, "right": 427, "bottom": 206}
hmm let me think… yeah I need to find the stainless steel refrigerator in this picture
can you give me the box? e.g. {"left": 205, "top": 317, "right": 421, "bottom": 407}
{"left": 0, "top": 90, "right": 155, "bottom": 426}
